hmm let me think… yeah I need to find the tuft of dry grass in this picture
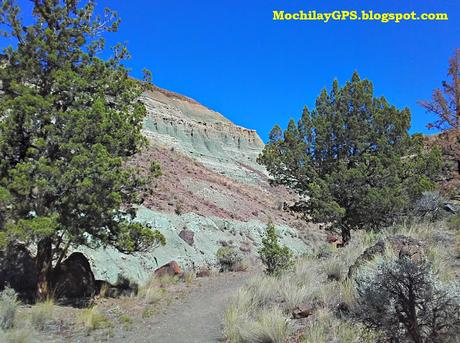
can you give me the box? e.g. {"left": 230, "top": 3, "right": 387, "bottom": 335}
{"left": 76, "top": 306, "right": 111, "bottom": 331}
{"left": 29, "top": 299, "right": 54, "bottom": 330}
{"left": 183, "top": 271, "right": 195, "bottom": 285}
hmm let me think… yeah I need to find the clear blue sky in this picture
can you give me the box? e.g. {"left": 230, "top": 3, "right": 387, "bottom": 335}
{"left": 11, "top": 1, "right": 460, "bottom": 141}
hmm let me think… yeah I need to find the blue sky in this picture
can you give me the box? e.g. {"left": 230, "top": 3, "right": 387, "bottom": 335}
{"left": 9, "top": 1, "right": 460, "bottom": 141}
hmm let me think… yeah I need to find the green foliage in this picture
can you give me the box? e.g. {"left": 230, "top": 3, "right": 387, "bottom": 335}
{"left": 355, "top": 257, "right": 460, "bottom": 343}
{"left": 216, "top": 247, "right": 243, "bottom": 272}
{"left": 258, "top": 222, "right": 293, "bottom": 275}
{"left": 0, "top": 287, "right": 18, "bottom": 330}
{"left": 258, "top": 73, "right": 441, "bottom": 243}
{"left": 0, "top": 0, "right": 165, "bottom": 297}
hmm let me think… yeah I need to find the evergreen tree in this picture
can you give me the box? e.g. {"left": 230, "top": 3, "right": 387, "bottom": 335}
{"left": 0, "top": 0, "right": 165, "bottom": 300}
{"left": 258, "top": 73, "right": 441, "bottom": 244}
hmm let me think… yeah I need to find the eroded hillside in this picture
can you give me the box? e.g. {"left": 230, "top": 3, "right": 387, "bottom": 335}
{"left": 81, "top": 87, "right": 319, "bottom": 285}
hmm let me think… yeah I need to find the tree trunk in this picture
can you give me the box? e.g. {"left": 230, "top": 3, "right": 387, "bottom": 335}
{"left": 36, "top": 237, "right": 53, "bottom": 301}
{"left": 341, "top": 225, "right": 351, "bottom": 246}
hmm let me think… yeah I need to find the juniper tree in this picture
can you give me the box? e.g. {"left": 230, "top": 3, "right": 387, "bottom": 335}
{"left": 420, "top": 49, "right": 460, "bottom": 131}
{"left": 0, "top": 0, "right": 165, "bottom": 300}
{"left": 258, "top": 73, "right": 441, "bottom": 244}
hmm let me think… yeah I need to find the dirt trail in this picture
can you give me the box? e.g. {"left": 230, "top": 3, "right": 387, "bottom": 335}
{"left": 117, "top": 272, "right": 253, "bottom": 343}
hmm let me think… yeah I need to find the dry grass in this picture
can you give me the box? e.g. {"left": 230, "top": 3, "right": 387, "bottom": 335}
{"left": 223, "top": 304, "right": 290, "bottom": 343}
{"left": 224, "top": 220, "right": 458, "bottom": 342}
{"left": 183, "top": 271, "right": 196, "bottom": 285}
{"left": 0, "top": 327, "right": 34, "bottom": 343}
{"left": 76, "top": 306, "right": 111, "bottom": 331}
{"left": 0, "top": 287, "right": 18, "bottom": 330}
{"left": 29, "top": 299, "right": 54, "bottom": 330}
{"left": 303, "top": 308, "right": 377, "bottom": 343}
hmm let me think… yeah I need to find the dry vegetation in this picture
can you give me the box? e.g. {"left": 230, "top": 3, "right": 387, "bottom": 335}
{"left": 223, "top": 218, "right": 460, "bottom": 343}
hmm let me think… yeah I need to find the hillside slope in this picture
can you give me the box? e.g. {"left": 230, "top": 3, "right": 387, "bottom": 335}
{"left": 82, "top": 87, "right": 318, "bottom": 285}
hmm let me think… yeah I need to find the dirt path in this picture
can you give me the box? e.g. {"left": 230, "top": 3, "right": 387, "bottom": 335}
{"left": 116, "top": 272, "right": 253, "bottom": 343}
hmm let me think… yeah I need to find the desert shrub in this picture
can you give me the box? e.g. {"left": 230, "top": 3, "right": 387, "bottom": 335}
{"left": 258, "top": 222, "right": 293, "bottom": 276}
{"left": 77, "top": 306, "right": 111, "bottom": 331}
{"left": 0, "top": 287, "right": 18, "bottom": 330}
{"left": 29, "top": 299, "right": 54, "bottom": 330}
{"left": 412, "top": 191, "right": 448, "bottom": 221}
{"left": 355, "top": 256, "right": 460, "bottom": 343}
{"left": 216, "top": 247, "right": 243, "bottom": 272}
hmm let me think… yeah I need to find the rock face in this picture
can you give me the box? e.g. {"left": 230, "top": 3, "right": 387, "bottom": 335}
{"left": 348, "top": 235, "right": 426, "bottom": 278}
{"left": 0, "top": 242, "right": 37, "bottom": 302}
{"left": 52, "top": 252, "right": 96, "bottom": 304}
{"left": 141, "top": 86, "right": 265, "bottom": 186}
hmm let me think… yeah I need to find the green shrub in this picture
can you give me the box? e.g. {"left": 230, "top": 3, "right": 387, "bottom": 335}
{"left": 216, "top": 247, "right": 243, "bottom": 272}
{"left": 258, "top": 222, "right": 293, "bottom": 275}
{"left": 0, "top": 287, "right": 18, "bottom": 330}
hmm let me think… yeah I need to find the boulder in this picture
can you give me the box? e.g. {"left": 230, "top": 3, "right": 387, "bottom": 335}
{"left": 52, "top": 252, "right": 96, "bottom": 304}
{"left": 348, "top": 235, "right": 426, "bottom": 278}
{"left": 154, "top": 261, "right": 182, "bottom": 278}
{"left": 179, "top": 229, "right": 194, "bottom": 246}
{"left": 0, "top": 242, "right": 37, "bottom": 302}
